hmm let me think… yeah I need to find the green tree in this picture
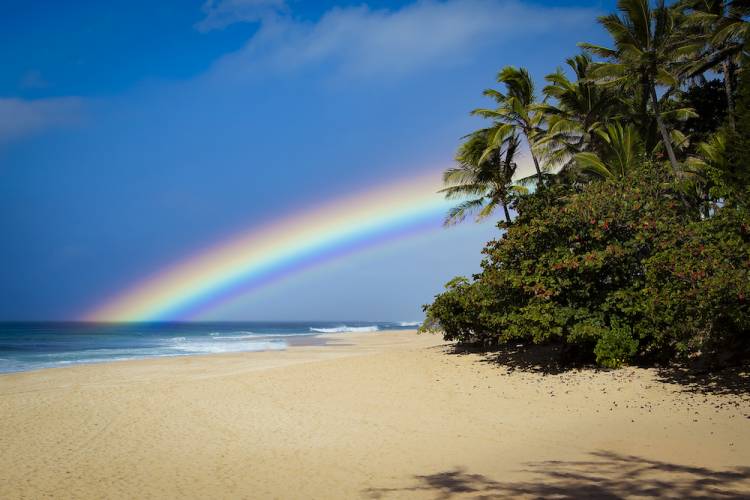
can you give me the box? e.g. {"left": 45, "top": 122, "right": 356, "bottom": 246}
{"left": 536, "top": 54, "right": 622, "bottom": 175}
{"left": 684, "top": 130, "right": 726, "bottom": 215}
{"left": 472, "top": 67, "right": 546, "bottom": 187}
{"left": 723, "top": 46, "right": 750, "bottom": 205}
{"left": 580, "top": 0, "right": 701, "bottom": 172}
{"left": 441, "top": 129, "right": 522, "bottom": 225}
{"left": 424, "top": 164, "right": 691, "bottom": 366}
{"left": 644, "top": 206, "right": 750, "bottom": 358}
{"left": 574, "top": 122, "right": 646, "bottom": 180}
{"left": 681, "top": 0, "right": 749, "bottom": 129}
{"left": 424, "top": 162, "right": 749, "bottom": 366}
{"left": 673, "top": 79, "right": 728, "bottom": 145}
{"left": 423, "top": 0, "right": 750, "bottom": 369}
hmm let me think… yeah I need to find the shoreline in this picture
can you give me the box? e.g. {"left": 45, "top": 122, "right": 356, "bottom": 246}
{"left": 0, "top": 328, "right": 404, "bottom": 377}
{"left": 1, "top": 330, "right": 748, "bottom": 498}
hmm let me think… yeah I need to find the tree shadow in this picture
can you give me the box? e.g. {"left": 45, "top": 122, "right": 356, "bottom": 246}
{"left": 441, "top": 342, "right": 750, "bottom": 395}
{"left": 363, "top": 450, "right": 750, "bottom": 499}
{"left": 443, "top": 342, "right": 590, "bottom": 375}
{"left": 654, "top": 365, "right": 750, "bottom": 397}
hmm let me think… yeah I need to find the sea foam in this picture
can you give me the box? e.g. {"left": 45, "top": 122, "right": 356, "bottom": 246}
{"left": 309, "top": 325, "right": 379, "bottom": 333}
{"left": 398, "top": 321, "right": 421, "bottom": 327}
{"left": 167, "top": 338, "right": 287, "bottom": 354}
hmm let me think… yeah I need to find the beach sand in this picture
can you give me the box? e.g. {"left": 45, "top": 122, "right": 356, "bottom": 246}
{"left": 1, "top": 330, "right": 748, "bottom": 499}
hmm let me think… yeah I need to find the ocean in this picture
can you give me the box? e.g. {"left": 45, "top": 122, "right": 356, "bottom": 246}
{"left": 0, "top": 321, "right": 422, "bottom": 374}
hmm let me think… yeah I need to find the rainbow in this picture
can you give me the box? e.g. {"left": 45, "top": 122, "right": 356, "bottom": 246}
{"left": 85, "top": 169, "right": 453, "bottom": 321}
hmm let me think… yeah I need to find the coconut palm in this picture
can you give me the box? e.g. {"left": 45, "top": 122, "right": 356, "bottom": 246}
{"left": 441, "top": 129, "right": 522, "bottom": 225}
{"left": 580, "top": 0, "right": 702, "bottom": 173}
{"left": 574, "top": 122, "right": 646, "bottom": 179}
{"left": 535, "top": 54, "right": 624, "bottom": 176}
{"left": 685, "top": 130, "right": 727, "bottom": 214}
{"left": 680, "top": 0, "right": 749, "bottom": 130}
{"left": 471, "top": 67, "right": 546, "bottom": 187}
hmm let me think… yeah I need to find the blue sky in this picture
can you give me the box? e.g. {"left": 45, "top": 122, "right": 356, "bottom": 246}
{"left": 0, "top": 0, "right": 614, "bottom": 321}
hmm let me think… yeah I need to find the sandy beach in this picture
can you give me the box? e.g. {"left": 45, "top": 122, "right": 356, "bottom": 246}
{"left": 1, "top": 330, "right": 748, "bottom": 499}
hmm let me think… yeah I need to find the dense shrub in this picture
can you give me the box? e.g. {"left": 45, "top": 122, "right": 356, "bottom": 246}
{"left": 421, "top": 277, "right": 486, "bottom": 344}
{"left": 422, "top": 164, "right": 750, "bottom": 367}
{"left": 643, "top": 208, "right": 750, "bottom": 360}
{"left": 593, "top": 320, "right": 639, "bottom": 368}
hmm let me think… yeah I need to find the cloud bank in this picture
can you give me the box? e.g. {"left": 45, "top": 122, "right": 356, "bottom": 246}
{"left": 206, "top": 0, "right": 594, "bottom": 80}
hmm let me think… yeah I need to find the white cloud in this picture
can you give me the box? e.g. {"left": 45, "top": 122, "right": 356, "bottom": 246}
{"left": 196, "top": 0, "right": 287, "bottom": 32}
{"left": 208, "top": 0, "right": 594, "bottom": 80}
{"left": 0, "top": 97, "right": 82, "bottom": 145}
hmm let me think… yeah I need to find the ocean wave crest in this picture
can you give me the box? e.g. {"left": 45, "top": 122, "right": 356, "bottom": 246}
{"left": 169, "top": 340, "right": 287, "bottom": 354}
{"left": 398, "top": 321, "right": 421, "bottom": 327}
{"left": 209, "top": 331, "right": 256, "bottom": 337}
{"left": 210, "top": 334, "right": 260, "bottom": 340}
{"left": 309, "top": 325, "right": 379, "bottom": 333}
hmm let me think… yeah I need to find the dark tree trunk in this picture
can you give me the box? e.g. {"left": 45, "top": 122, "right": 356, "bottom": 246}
{"left": 650, "top": 84, "right": 680, "bottom": 173}
{"left": 703, "top": 190, "right": 711, "bottom": 220}
{"left": 501, "top": 200, "right": 512, "bottom": 224}
{"left": 722, "top": 58, "right": 736, "bottom": 131}
{"left": 525, "top": 134, "right": 544, "bottom": 188}
{"left": 530, "top": 151, "right": 543, "bottom": 186}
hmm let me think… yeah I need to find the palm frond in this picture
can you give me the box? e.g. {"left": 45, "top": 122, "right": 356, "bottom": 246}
{"left": 443, "top": 198, "right": 487, "bottom": 227}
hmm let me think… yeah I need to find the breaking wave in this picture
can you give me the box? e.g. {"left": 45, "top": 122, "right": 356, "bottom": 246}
{"left": 309, "top": 325, "right": 380, "bottom": 333}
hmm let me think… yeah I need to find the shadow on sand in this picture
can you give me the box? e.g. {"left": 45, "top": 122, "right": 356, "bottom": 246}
{"left": 442, "top": 342, "right": 750, "bottom": 395}
{"left": 364, "top": 450, "right": 750, "bottom": 499}
{"left": 654, "top": 366, "right": 750, "bottom": 397}
{"left": 444, "top": 342, "right": 573, "bottom": 375}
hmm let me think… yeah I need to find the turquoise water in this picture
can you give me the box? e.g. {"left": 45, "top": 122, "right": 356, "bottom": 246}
{"left": 0, "top": 321, "right": 420, "bottom": 373}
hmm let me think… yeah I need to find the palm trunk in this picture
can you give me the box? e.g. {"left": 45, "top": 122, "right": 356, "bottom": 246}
{"left": 640, "top": 80, "right": 650, "bottom": 128}
{"left": 722, "top": 58, "right": 736, "bottom": 131}
{"left": 650, "top": 84, "right": 691, "bottom": 210}
{"left": 703, "top": 190, "right": 711, "bottom": 220}
{"left": 524, "top": 130, "right": 544, "bottom": 187}
{"left": 501, "top": 198, "right": 511, "bottom": 224}
{"left": 649, "top": 84, "right": 679, "bottom": 173}
{"left": 530, "top": 151, "right": 543, "bottom": 186}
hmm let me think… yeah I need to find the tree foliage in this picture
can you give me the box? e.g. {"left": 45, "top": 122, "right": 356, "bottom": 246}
{"left": 425, "top": 165, "right": 749, "bottom": 366}
{"left": 429, "top": 0, "right": 749, "bottom": 368}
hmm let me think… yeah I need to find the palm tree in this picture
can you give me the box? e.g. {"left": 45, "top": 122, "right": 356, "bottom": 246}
{"left": 575, "top": 122, "right": 646, "bottom": 179}
{"left": 535, "top": 54, "right": 623, "bottom": 176}
{"left": 580, "top": 0, "right": 702, "bottom": 173}
{"left": 471, "top": 67, "right": 546, "bottom": 187}
{"left": 685, "top": 130, "right": 727, "bottom": 215}
{"left": 680, "top": 0, "right": 749, "bottom": 130}
{"left": 441, "top": 129, "right": 522, "bottom": 225}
